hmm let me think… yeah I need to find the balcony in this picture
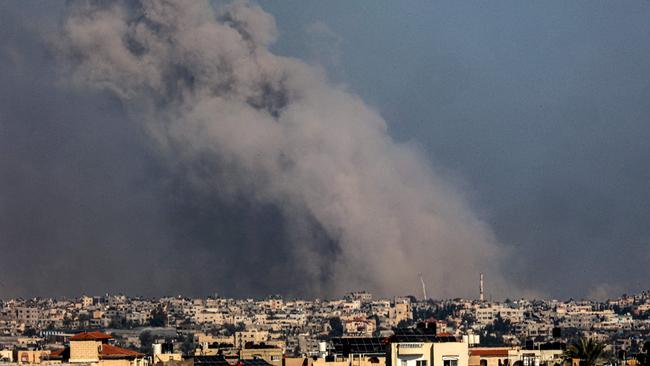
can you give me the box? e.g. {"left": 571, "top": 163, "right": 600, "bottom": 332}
{"left": 398, "top": 343, "right": 424, "bottom": 356}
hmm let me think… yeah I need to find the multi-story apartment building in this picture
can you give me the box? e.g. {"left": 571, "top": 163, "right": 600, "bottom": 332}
{"left": 389, "top": 333, "right": 469, "bottom": 366}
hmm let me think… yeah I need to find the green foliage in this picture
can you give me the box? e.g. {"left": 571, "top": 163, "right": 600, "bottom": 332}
{"left": 461, "top": 312, "right": 477, "bottom": 326}
{"left": 480, "top": 333, "right": 504, "bottom": 347}
{"left": 328, "top": 317, "right": 343, "bottom": 337}
{"left": 414, "top": 304, "right": 460, "bottom": 322}
{"left": 487, "top": 314, "right": 513, "bottom": 334}
{"left": 635, "top": 341, "right": 650, "bottom": 366}
{"left": 479, "top": 314, "right": 513, "bottom": 346}
{"left": 180, "top": 333, "right": 195, "bottom": 356}
{"left": 397, "top": 319, "right": 414, "bottom": 328}
{"left": 564, "top": 338, "right": 605, "bottom": 366}
{"left": 222, "top": 322, "right": 246, "bottom": 336}
{"left": 150, "top": 306, "right": 167, "bottom": 327}
{"left": 139, "top": 331, "right": 154, "bottom": 354}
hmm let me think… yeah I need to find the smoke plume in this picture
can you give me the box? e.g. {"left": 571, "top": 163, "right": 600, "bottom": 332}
{"left": 57, "top": 0, "right": 505, "bottom": 297}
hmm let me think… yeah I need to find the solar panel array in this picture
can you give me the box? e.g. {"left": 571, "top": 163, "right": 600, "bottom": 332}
{"left": 194, "top": 355, "right": 231, "bottom": 366}
{"left": 331, "top": 337, "right": 388, "bottom": 356}
{"left": 241, "top": 359, "right": 274, "bottom": 366}
{"left": 390, "top": 328, "right": 457, "bottom": 343}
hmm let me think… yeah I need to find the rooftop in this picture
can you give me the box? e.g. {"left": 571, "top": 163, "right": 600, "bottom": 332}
{"left": 70, "top": 331, "right": 112, "bottom": 341}
{"left": 100, "top": 344, "right": 143, "bottom": 358}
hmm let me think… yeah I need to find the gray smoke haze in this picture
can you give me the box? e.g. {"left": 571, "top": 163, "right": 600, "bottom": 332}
{"left": 8, "top": 1, "right": 647, "bottom": 301}
{"left": 45, "top": 0, "right": 505, "bottom": 298}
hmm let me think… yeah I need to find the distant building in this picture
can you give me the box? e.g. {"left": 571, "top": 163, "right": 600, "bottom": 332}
{"left": 16, "top": 349, "right": 51, "bottom": 364}
{"left": 235, "top": 331, "right": 270, "bottom": 349}
{"left": 348, "top": 292, "right": 373, "bottom": 303}
{"left": 239, "top": 343, "right": 283, "bottom": 366}
{"left": 344, "top": 318, "right": 376, "bottom": 337}
{"left": 56, "top": 331, "right": 148, "bottom": 366}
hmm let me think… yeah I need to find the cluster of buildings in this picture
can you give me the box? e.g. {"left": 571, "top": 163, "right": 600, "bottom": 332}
{"left": 0, "top": 289, "right": 648, "bottom": 366}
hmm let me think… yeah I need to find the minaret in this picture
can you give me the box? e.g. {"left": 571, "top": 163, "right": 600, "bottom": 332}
{"left": 479, "top": 273, "right": 484, "bottom": 302}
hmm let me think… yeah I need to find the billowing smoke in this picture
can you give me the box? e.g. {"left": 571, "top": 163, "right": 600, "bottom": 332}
{"left": 58, "top": 0, "right": 505, "bottom": 297}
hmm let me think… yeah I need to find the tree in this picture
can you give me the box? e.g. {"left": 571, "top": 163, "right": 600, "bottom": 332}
{"left": 139, "top": 331, "right": 154, "bottom": 354}
{"left": 396, "top": 319, "right": 414, "bottom": 328}
{"left": 150, "top": 306, "right": 167, "bottom": 327}
{"left": 489, "top": 314, "right": 513, "bottom": 334}
{"left": 433, "top": 304, "right": 460, "bottom": 320}
{"left": 328, "top": 317, "right": 343, "bottom": 337}
{"left": 479, "top": 314, "right": 513, "bottom": 346}
{"left": 222, "top": 322, "right": 246, "bottom": 336}
{"left": 636, "top": 341, "right": 650, "bottom": 366}
{"left": 180, "top": 333, "right": 195, "bottom": 356}
{"left": 564, "top": 338, "right": 605, "bottom": 366}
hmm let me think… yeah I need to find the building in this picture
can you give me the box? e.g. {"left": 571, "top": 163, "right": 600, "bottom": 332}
{"left": 239, "top": 344, "right": 283, "bottom": 366}
{"left": 60, "top": 331, "right": 148, "bottom": 366}
{"left": 153, "top": 342, "right": 183, "bottom": 365}
{"left": 314, "top": 337, "right": 386, "bottom": 366}
{"left": 16, "top": 349, "right": 51, "bottom": 364}
{"left": 388, "top": 329, "right": 468, "bottom": 366}
{"left": 235, "top": 331, "right": 270, "bottom": 349}
{"left": 468, "top": 346, "right": 564, "bottom": 366}
{"left": 392, "top": 302, "right": 413, "bottom": 326}
{"left": 16, "top": 307, "right": 41, "bottom": 327}
{"left": 344, "top": 318, "right": 376, "bottom": 337}
{"left": 469, "top": 348, "right": 510, "bottom": 366}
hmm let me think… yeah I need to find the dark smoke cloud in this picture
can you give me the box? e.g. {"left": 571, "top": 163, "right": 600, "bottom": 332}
{"left": 0, "top": 0, "right": 508, "bottom": 298}
{"left": 261, "top": 0, "right": 650, "bottom": 299}
{"left": 0, "top": 1, "right": 331, "bottom": 298}
{"left": 6, "top": 0, "right": 649, "bottom": 301}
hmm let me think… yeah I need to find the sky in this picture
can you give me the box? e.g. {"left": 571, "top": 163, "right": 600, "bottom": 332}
{"left": 0, "top": 0, "right": 649, "bottom": 300}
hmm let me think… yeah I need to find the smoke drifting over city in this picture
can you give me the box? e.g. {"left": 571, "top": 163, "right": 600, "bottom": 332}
{"left": 56, "top": 0, "right": 505, "bottom": 297}
{"left": 1, "top": 0, "right": 649, "bottom": 300}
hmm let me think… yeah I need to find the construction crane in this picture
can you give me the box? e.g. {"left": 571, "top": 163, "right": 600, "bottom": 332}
{"left": 418, "top": 273, "right": 428, "bottom": 301}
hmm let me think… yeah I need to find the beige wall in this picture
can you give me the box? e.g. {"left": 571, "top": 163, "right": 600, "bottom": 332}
{"left": 1, "top": 349, "right": 14, "bottom": 362}
{"left": 154, "top": 353, "right": 183, "bottom": 364}
{"left": 506, "top": 349, "right": 564, "bottom": 366}
{"left": 100, "top": 359, "right": 133, "bottom": 366}
{"left": 70, "top": 340, "right": 101, "bottom": 363}
{"left": 235, "top": 331, "right": 269, "bottom": 348}
{"left": 313, "top": 355, "right": 385, "bottom": 366}
{"left": 17, "top": 350, "right": 51, "bottom": 364}
{"left": 99, "top": 357, "right": 148, "bottom": 366}
{"left": 286, "top": 357, "right": 313, "bottom": 366}
{"left": 391, "top": 341, "right": 468, "bottom": 366}
{"left": 240, "top": 347, "right": 283, "bottom": 366}
{"left": 432, "top": 342, "right": 468, "bottom": 366}
{"left": 312, "top": 360, "right": 348, "bottom": 366}
{"left": 469, "top": 355, "right": 509, "bottom": 366}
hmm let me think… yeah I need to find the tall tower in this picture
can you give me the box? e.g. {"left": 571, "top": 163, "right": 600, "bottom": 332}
{"left": 479, "top": 273, "right": 484, "bottom": 302}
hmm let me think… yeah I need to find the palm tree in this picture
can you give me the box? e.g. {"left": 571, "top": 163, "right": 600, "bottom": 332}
{"left": 564, "top": 338, "right": 605, "bottom": 366}
{"left": 636, "top": 341, "right": 650, "bottom": 366}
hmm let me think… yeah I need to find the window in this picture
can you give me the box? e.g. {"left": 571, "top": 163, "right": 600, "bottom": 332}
{"left": 444, "top": 359, "right": 458, "bottom": 366}
{"left": 417, "top": 361, "right": 427, "bottom": 366}
{"left": 401, "top": 360, "right": 408, "bottom": 366}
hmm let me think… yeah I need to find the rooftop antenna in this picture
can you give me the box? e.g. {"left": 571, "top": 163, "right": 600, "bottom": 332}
{"left": 480, "top": 273, "right": 485, "bottom": 302}
{"left": 418, "top": 273, "right": 428, "bottom": 301}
